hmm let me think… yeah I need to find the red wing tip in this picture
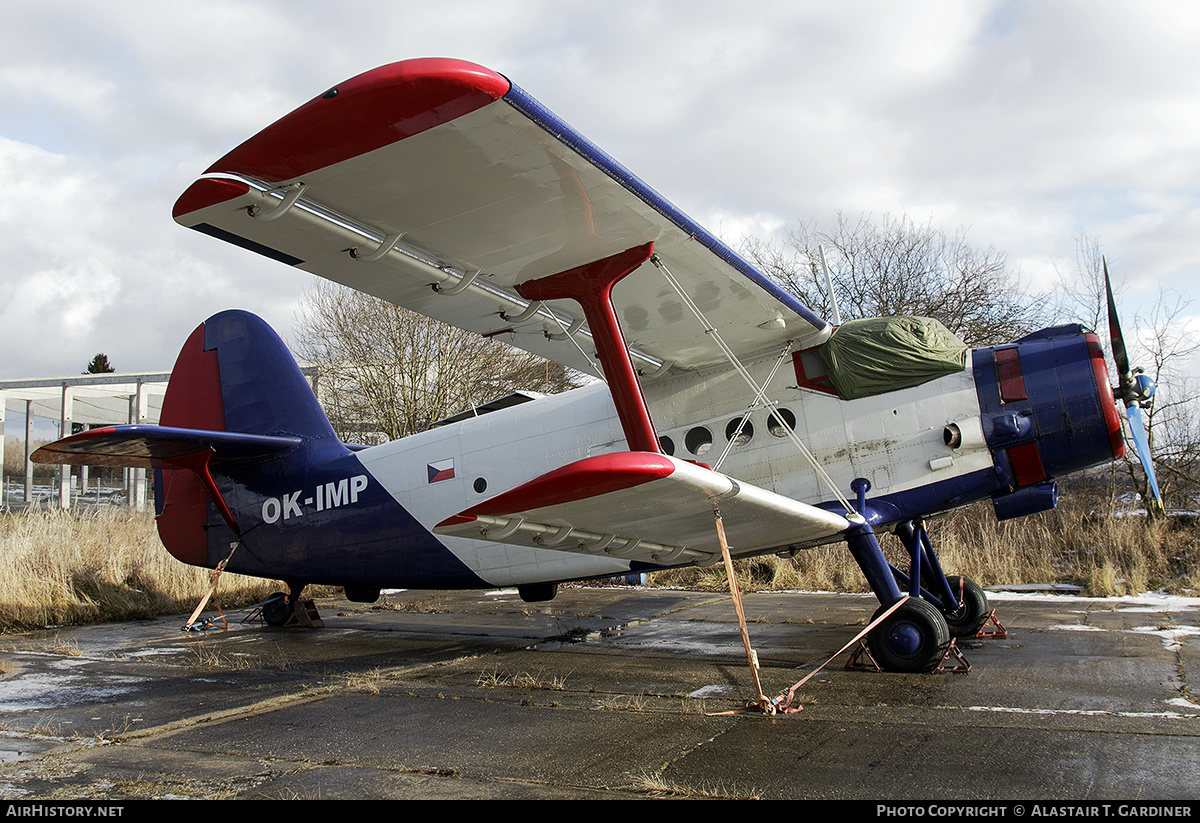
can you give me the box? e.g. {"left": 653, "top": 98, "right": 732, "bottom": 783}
{"left": 436, "top": 514, "right": 478, "bottom": 529}
{"left": 201, "top": 58, "right": 512, "bottom": 183}
{"left": 76, "top": 426, "right": 118, "bottom": 439}
{"left": 172, "top": 178, "right": 251, "bottom": 220}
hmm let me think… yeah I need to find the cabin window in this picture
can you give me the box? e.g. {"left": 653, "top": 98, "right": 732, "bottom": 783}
{"left": 768, "top": 408, "right": 796, "bottom": 437}
{"left": 725, "top": 417, "right": 753, "bottom": 447}
{"left": 658, "top": 435, "right": 675, "bottom": 456}
{"left": 685, "top": 427, "right": 713, "bottom": 456}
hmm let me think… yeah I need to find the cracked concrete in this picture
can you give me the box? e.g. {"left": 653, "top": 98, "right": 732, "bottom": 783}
{"left": 0, "top": 587, "right": 1196, "bottom": 799}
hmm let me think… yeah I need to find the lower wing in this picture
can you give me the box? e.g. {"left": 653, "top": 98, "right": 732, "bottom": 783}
{"left": 435, "top": 452, "right": 850, "bottom": 567}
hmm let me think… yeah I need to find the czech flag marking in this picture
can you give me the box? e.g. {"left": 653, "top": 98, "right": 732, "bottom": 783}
{"left": 427, "top": 458, "right": 455, "bottom": 483}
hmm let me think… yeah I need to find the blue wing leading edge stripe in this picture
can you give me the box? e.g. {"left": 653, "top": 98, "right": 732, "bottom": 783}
{"left": 501, "top": 83, "right": 829, "bottom": 332}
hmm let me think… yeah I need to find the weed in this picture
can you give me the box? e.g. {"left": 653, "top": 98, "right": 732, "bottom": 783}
{"left": 475, "top": 666, "right": 567, "bottom": 691}
{"left": 593, "top": 693, "right": 650, "bottom": 711}
{"left": 0, "top": 509, "right": 283, "bottom": 631}
{"left": 185, "top": 645, "right": 260, "bottom": 671}
{"left": 344, "top": 668, "right": 386, "bottom": 694}
{"left": 632, "top": 770, "right": 761, "bottom": 799}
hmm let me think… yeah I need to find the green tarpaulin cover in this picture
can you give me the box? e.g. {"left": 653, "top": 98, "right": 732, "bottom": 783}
{"left": 817, "top": 316, "right": 968, "bottom": 400}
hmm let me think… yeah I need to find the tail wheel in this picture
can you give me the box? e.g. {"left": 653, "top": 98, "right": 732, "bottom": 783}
{"left": 943, "top": 576, "right": 990, "bottom": 638}
{"left": 867, "top": 597, "right": 951, "bottom": 673}
{"left": 263, "top": 592, "right": 293, "bottom": 627}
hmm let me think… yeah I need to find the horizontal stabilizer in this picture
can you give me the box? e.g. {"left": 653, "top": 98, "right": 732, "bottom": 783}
{"left": 435, "top": 452, "right": 850, "bottom": 567}
{"left": 32, "top": 425, "right": 301, "bottom": 470}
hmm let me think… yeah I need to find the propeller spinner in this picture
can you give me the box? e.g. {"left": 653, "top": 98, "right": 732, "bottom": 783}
{"left": 1104, "top": 259, "right": 1164, "bottom": 512}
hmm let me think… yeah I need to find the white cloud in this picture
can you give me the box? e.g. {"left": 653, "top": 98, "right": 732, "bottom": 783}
{"left": 0, "top": 0, "right": 1197, "bottom": 384}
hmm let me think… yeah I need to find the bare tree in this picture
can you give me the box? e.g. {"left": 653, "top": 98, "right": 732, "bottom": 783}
{"left": 744, "top": 212, "right": 1045, "bottom": 347}
{"left": 1123, "top": 290, "right": 1200, "bottom": 512}
{"left": 1053, "top": 232, "right": 1113, "bottom": 335}
{"left": 294, "top": 280, "right": 580, "bottom": 444}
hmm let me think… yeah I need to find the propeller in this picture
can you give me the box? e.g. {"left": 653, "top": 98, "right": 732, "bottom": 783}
{"left": 1104, "top": 258, "right": 1164, "bottom": 513}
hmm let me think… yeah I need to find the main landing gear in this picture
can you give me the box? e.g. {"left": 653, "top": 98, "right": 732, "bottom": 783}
{"left": 844, "top": 480, "right": 990, "bottom": 673}
{"left": 262, "top": 581, "right": 321, "bottom": 627}
{"left": 866, "top": 597, "right": 951, "bottom": 674}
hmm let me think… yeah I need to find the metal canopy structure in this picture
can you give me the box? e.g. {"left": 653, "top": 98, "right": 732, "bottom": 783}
{"left": 0, "top": 372, "right": 170, "bottom": 509}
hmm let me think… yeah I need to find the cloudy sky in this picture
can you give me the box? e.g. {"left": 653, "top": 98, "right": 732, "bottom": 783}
{"left": 3, "top": 0, "right": 1200, "bottom": 392}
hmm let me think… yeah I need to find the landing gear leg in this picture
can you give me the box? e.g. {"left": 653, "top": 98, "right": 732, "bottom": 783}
{"left": 843, "top": 481, "right": 953, "bottom": 672}
{"left": 894, "top": 520, "right": 989, "bottom": 638}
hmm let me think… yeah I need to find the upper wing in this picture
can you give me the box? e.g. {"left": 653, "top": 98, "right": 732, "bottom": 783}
{"left": 173, "top": 58, "right": 830, "bottom": 377}
{"left": 434, "top": 451, "right": 851, "bottom": 566}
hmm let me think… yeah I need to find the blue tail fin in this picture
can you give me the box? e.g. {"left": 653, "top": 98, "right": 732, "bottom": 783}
{"left": 163, "top": 309, "right": 335, "bottom": 443}
{"left": 156, "top": 309, "right": 342, "bottom": 564}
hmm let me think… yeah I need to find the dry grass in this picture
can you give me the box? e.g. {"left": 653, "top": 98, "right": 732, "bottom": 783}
{"left": 632, "top": 770, "right": 761, "bottom": 799}
{"left": 3, "top": 495, "right": 1196, "bottom": 633}
{"left": 650, "top": 498, "right": 1200, "bottom": 597}
{"left": 0, "top": 508, "right": 282, "bottom": 631}
{"left": 475, "top": 666, "right": 568, "bottom": 691}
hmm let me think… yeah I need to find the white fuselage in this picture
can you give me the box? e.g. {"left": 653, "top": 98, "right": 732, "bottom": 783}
{"left": 356, "top": 349, "right": 990, "bottom": 586}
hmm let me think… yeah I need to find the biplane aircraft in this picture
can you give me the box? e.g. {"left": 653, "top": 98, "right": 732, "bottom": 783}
{"left": 34, "top": 58, "right": 1161, "bottom": 673}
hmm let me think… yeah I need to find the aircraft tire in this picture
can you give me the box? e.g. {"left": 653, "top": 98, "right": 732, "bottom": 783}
{"left": 867, "top": 597, "right": 951, "bottom": 673}
{"left": 517, "top": 583, "right": 558, "bottom": 602}
{"left": 263, "top": 593, "right": 293, "bottom": 627}
{"left": 943, "top": 576, "right": 990, "bottom": 638}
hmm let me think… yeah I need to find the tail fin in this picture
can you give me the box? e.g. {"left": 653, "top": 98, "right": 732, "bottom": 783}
{"left": 161, "top": 309, "right": 333, "bottom": 440}
{"left": 155, "top": 309, "right": 339, "bottom": 564}
{"left": 32, "top": 310, "right": 341, "bottom": 567}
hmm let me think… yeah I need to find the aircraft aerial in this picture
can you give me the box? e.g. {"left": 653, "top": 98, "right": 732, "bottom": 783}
{"left": 33, "top": 58, "right": 1161, "bottom": 676}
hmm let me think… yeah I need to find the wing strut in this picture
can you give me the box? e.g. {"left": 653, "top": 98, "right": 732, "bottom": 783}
{"left": 650, "top": 254, "right": 858, "bottom": 517}
{"left": 516, "top": 243, "right": 660, "bottom": 453}
{"left": 171, "top": 450, "right": 242, "bottom": 536}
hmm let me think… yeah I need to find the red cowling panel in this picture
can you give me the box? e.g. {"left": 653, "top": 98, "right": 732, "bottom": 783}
{"left": 156, "top": 321, "right": 225, "bottom": 566}
{"left": 1008, "top": 442, "right": 1048, "bottom": 487}
{"left": 1086, "top": 333, "right": 1125, "bottom": 460}
{"left": 995, "top": 347, "right": 1028, "bottom": 403}
{"left": 206, "top": 58, "right": 511, "bottom": 183}
{"left": 446, "top": 452, "right": 678, "bottom": 522}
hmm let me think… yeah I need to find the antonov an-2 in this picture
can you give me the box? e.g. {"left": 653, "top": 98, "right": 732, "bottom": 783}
{"left": 35, "top": 59, "right": 1158, "bottom": 674}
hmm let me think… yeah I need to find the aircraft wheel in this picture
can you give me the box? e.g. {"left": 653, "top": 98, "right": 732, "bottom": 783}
{"left": 517, "top": 583, "right": 558, "bottom": 603}
{"left": 943, "top": 576, "right": 989, "bottom": 638}
{"left": 263, "top": 592, "right": 293, "bottom": 627}
{"left": 867, "top": 597, "right": 951, "bottom": 673}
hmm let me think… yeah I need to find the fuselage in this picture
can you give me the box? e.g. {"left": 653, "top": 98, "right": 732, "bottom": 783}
{"left": 198, "top": 322, "right": 1121, "bottom": 590}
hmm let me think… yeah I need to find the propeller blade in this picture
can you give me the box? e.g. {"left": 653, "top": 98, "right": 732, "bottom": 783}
{"left": 1124, "top": 403, "right": 1164, "bottom": 512}
{"left": 1104, "top": 258, "right": 1132, "bottom": 381}
{"left": 1105, "top": 259, "right": 1164, "bottom": 513}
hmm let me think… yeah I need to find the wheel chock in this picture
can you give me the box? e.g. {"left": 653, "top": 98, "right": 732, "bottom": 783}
{"left": 291, "top": 599, "right": 324, "bottom": 628}
{"left": 975, "top": 609, "right": 1007, "bottom": 638}
{"left": 933, "top": 641, "right": 971, "bottom": 674}
{"left": 845, "top": 639, "right": 971, "bottom": 674}
{"left": 845, "top": 641, "right": 882, "bottom": 672}
{"left": 243, "top": 597, "right": 324, "bottom": 628}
